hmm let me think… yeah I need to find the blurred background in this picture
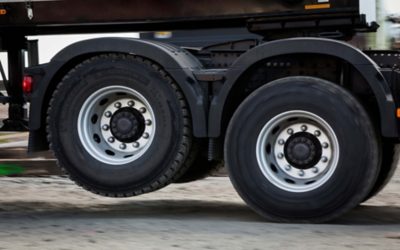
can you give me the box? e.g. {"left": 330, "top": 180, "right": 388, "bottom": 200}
{"left": 365, "top": 0, "right": 400, "bottom": 49}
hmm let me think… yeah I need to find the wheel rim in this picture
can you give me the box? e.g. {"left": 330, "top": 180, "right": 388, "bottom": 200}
{"left": 78, "top": 86, "right": 156, "bottom": 165}
{"left": 256, "top": 110, "right": 339, "bottom": 193}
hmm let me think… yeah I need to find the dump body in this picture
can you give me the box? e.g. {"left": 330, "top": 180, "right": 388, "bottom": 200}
{"left": 0, "top": 0, "right": 361, "bottom": 35}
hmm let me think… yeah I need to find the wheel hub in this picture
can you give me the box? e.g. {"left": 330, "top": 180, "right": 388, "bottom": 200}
{"left": 284, "top": 132, "right": 322, "bottom": 169}
{"left": 110, "top": 108, "right": 144, "bottom": 143}
{"left": 78, "top": 87, "right": 156, "bottom": 165}
{"left": 256, "top": 111, "right": 339, "bottom": 193}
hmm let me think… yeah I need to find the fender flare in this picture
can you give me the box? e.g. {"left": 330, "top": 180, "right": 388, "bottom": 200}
{"left": 208, "top": 38, "right": 398, "bottom": 137}
{"left": 29, "top": 37, "right": 207, "bottom": 137}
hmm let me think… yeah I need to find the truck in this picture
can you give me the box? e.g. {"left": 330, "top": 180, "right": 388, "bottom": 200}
{"left": 0, "top": 0, "right": 399, "bottom": 223}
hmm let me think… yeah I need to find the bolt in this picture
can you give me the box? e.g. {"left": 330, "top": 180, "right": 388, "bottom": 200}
{"left": 314, "top": 130, "right": 321, "bottom": 137}
{"left": 114, "top": 102, "right": 122, "bottom": 109}
{"left": 145, "top": 120, "right": 152, "bottom": 126}
{"left": 119, "top": 143, "right": 127, "bottom": 150}
{"left": 321, "top": 157, "right": 328, "bottom": 163}
{"left": 287, "top": 128, "right": 294, "bottom": 135}
{"left": 322, "top": 142, "right": 329, "bottom": 149}
{"left": 139, "top": 107, "right": 147, "bottom": 113}
{"left": 133, "top": 142, "right": 140, "bottom": 148}
{"left": 128, "top": 101, "right": 135, "bottom": 107}
{"left": 301, "top": 125, "right": 308, "bottom": 132}
{"left": 277, "top": 153, "right": 284, "bottom": 159}
{"left": 285, "top": 165, "right": 291, "bottom": 171}
{"left": 104, "top": 111, "right": 112, "bottom": 118}
{"left": 298, "top": 170, "right": 305, "bottom": 177}
{"left": 312, "top": 167, "right": 319, "bottom": 174}
{"left": 108, "top": 137, "right": 115, "bottom": 143}
{"left": 102, "top": 125, "right": 109, "bottom": 131}
{"left": 278, "top": 139, "right": 285, "bottom": 145}
{"left": 143, "top": 133, "right": 149, "bottom": 139}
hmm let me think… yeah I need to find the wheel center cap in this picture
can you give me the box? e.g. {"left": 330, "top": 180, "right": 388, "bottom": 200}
{"left": 292, "top": 143, "right": 311, "bottom": 160}
{"left": 110, "top": 108, "right": 145, "bottom": 143}
{"left": 116, "top": 117, "right": 135, "bottom": 134}
{"left": 284, "top": 132, "right": 322, "bottom": 170}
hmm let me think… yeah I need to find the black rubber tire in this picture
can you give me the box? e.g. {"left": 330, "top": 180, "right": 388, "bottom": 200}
{"left": 225, "top": 76, "right": 380, "bottom": 223}
{"left": 363, "top": 143, "right": 399, "bottom": 202}
{"left": 47, "top": 54, "right": 192, "bottom": 197}
{"left": 173, "top": 140, "right": 222, "bottom": 183}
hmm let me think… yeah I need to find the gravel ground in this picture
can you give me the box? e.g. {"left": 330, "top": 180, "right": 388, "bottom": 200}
{"left": 0, "top": 170, "right": 400, "bottom": 250}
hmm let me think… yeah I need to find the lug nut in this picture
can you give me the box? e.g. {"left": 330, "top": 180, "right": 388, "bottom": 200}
{"left": 312, "top": 167, "right": 319, "bottom": 174}
{"left": 285, "top": 165, "right": 292, "bottom": 171}
{"left": 277, "top": 153, "right": 284, "bottom": 159}
{"left": 301, "top": 125, "right": 308, "bottom": 132}
{"left": 128, "top": 101, "right": 135, "bottom": 107}
{"left": 298, "top": 170, "right": 305, "bottom": 177}
{"left": 104, "top": 111, "right": 112, "bottom": 118}
{"left": 108, "top": 137, "right": 115, "bottom": 143}
{"left": 142, "top": 133, "right": 149, "bottom": 139}
{"left": 314, "top": 130, "right": 321, "bottom": 137}
{"left": 102, "top": 125, "right": 109, "bottom": 131}
{"left": 114, "top": 102, "right": 122, "bottom": 109}
{"left": 145, "top": 120, "right": 152, "bottom": 126}
{"left": 139, "top": 107, "right": 147, "bottom": 113}
{"left": 133, "top": 142, "right": 140, "bottom": 148}
{"left": 278, "top": 139, "right": 285, "bottom": 145}
{"left": 119, "top": 143, "right": 127, "bottom": 150}
{"left": 322, "top": 142, "right": 329, "bottom": 149}
{"left": 321, "top": 157, "right": 328, "bottom": 163}
{"left": 287, "top": 128, "right": 294, "bottom": 135}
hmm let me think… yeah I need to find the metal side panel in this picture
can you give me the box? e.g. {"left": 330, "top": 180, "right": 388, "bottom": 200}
{"left": 0, "top": 0, "right": 360, "bottom": 35}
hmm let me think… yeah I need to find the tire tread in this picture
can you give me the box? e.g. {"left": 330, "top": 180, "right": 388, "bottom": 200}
{"left": 47, "top": 53, "right": 193, "bottom": 197}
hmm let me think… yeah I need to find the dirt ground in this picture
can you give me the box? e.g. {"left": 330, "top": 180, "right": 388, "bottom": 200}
{"left": 0, "top": 169, "right": 399, "bottom": 250}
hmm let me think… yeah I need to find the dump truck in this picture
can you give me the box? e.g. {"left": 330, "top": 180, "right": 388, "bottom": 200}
{"left": 1, "top": 0, "right": 399, "bottom": 223}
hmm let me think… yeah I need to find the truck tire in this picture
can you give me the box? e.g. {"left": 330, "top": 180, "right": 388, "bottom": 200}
{"left": 225, "top": 76, "right": 380, "bottom": 222}
{"left": 173, "top": 140, "right": 222, "bottom": 183}
{"left": 47, "top": 54, "right": 192, "bottom": 197}
{"left": 363, "top": 143, "right": 399, "bottom": 202}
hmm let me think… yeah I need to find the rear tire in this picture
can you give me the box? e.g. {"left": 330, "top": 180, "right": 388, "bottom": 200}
{"left": 47, "top": 54, "right": 192, "bottom": 197}
{"left": 363, "top": 143, "right": 399, "bottom": 202}
{"left": 225, "top": 77, "right": 380, "bottom": 222}
{"left": 174, "top": 140, "right": 222, "bottom": 183}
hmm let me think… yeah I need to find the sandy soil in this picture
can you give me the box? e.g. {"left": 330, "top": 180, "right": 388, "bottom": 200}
{"left": 0, "top": 170, "right": 399, "bottom": 250}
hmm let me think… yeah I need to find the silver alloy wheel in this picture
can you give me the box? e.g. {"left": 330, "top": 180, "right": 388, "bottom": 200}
{"left": 256, "top": 110, "right": 339, "bottom": 193}
{"left": 78, "top": 86, "right": 156, "bottom": 165}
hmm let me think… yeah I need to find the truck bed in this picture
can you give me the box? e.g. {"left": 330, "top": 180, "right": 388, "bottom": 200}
{"left": 0, "top": 0, "right": 360, "bottom": 35}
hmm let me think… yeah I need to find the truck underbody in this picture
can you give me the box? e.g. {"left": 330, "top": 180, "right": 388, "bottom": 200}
{"left": 1, "top": 0, "right": 400, "bottom": 222}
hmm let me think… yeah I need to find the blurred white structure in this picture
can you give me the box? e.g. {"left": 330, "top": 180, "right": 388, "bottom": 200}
{"left": 373, "top": 0, "right": 400, "bottom": 49}
{"left": 1, "top": 33, "right": 138, "bottom": 81}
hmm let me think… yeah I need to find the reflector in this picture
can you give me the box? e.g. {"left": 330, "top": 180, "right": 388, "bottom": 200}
{"left": 23, "top": 76, "right": 33, "bottom": 93}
